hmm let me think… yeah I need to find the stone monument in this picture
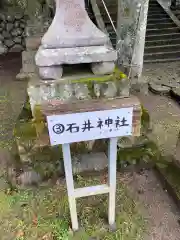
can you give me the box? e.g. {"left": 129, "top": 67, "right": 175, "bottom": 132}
{"left": 13, "top": 0, "right": 130, "bottom": 187}
{"left": 35, "top": 0, "right": 117, "bottom": 80}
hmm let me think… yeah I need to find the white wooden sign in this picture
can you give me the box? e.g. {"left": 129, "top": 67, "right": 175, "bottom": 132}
{"left": 47, "top": 107, "right": 133, "bottom": 145}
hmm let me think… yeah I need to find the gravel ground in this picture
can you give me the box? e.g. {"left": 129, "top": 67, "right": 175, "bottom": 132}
{"left": 122, "top": 170, "right": 180, "bottom": 240}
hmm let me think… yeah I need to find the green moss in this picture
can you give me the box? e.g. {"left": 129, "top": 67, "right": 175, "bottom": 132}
{"left": 117, "top": 140, "right": 160, "bottom": 166}
{"left": 29, "top": 145, "right": 63, "bottom": 179}
{"left": 14, "top": 121, "right": 37, "bottom": 140}
{"left": 141, "top": 105, "right": 150, "bottom": 134}
{"left": 18, "top": 97, "right": 33, "bottom": 122}
{"left": 71, "top": 67, "right": 127, "bottom": 84}
{"left": 33, "top": 105, "right": 45, "bottom": 122}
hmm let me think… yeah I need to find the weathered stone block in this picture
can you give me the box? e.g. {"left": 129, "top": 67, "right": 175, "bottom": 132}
{"left": 35, "top": 45, "right": 117, "bottom": 66}
{"left": 4, "top": 39, "right": 14, "bottom": 48}
{"left": 42, "top": 0, "right": 108, "bottom": 48}
{"left": 91, "top": 62, "right": 115, "bottom": 75}
{"left": 39, "top": 66, "right": 63, "bottom": 79}
{"left": 2, "top": 31, "right": 11, "bottom": 39}
{"left": 26, "top": 36, "right": 41, "bottom": 50}
{"left": 6, "top": 23, "right": 13, "bottom": 32}
{"left": 72, "top": 152, "right": 108, "bottom": 174}
{"left": 22, "top": 50, "right": 37, "bottom": 73}
{"left": 13, "top": 37, "right": 22, "bottom": 44}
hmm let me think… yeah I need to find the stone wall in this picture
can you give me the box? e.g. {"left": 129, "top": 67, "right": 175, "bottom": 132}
{"left": 0, "top": 12, "right": 26, "bottom": 54}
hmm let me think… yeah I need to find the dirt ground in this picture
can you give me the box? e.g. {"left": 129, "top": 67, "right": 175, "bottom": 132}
{"left": 125, "top": 170, "right": 180, "bottom": 240}
{"left": 0, "top": 54, "right": 180, "bottom": 239}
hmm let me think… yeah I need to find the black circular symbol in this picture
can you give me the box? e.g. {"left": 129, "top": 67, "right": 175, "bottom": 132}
{"left": 53, "top": 124, "right": 65, "bottom": 134}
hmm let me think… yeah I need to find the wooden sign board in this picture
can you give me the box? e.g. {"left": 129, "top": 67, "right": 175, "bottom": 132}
{"left": 43, "top": 96, "right": 141, "bottom": 143}
{"left": 47, "top": 107, "right": 133, "bottom": 145}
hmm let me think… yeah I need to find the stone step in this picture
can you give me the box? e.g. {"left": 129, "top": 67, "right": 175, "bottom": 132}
{"left": 148, "top": 5, "right": 161, "bottom": 10}
{"left": 145, "top": 44, "right": 180, "bottom": 54}
{"left": 146, "top": 27, "right": 180, "bottom": 35}
{"left": 144, "top": 57, "right": 180, "bottom": 63}
{"left": 147, "top": 8, "right": 166, "bottom": 14}
{"left": 146, "top": 32, "right": 180, "bottom": 41}
{"left": 147, "top": 17, "right": 171, "bottom": 24}
{"left": 147, "top": 13, "right": 168, "bottom": 19}
{"left": 147, "top": 22, "right": 176, "bottom": 29}
{"left": 144, "top": 50, "right": 180, "bottom": 62}
{"left": 145, "top": 37, "right": 180, "bottom": 47}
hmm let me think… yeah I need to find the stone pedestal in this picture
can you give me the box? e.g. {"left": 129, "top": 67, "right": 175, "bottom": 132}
{"left": 16, "top": 19, "right": 51, "bottom": 80}
{"left": 35, "top": 0, "right": 117, "bottom": 80}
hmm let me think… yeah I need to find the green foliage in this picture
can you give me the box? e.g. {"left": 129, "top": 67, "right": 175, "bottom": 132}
{"left": 0, "top": 176, "right": 146, "bottom": 240}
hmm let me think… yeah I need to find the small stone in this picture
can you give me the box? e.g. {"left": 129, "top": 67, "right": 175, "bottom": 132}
{"left": 72, "top": 152, "right": 108, "bottom": 174}
{"left": 118, "top": 136, "right": 134, "bottom": 149}
{"left": 39, "top": 66, "right": 63, "bottom": 80}
{"left": 55, "top": 83, "right": 74, "bottom": 102}
{"left": 15, "top": 13, "right": 23, "bottom": 20}
{"left": 0, "top": 44, "right": 8, "bottom": 54}
{"left": 0, "top": 34, "right": 4, "bottom": 41}
{"left": 0, "top": 13, "right": 6, "bottom": 21}
{"left": 0, "top": 22, "right": 6, "bottom": 29}
{"left": 91, "top": 61, "right": 115, "bottom": 75}
{"left": 7, "top": 15, "right": 14, "bottom": 22}
{"left": 94, "top": 83, "right": 101, "bottom": 98}
{"left": 11, "top": 28, "right": 23, "bottom": 37}
{"left": 74, "top": 83, "right": 91, "bottom": 100}
{"left": 171, "top": 87, "right": 180, "bottom": 99}
{"left": 4, "top": 39, "right": 14, "bottom": 48}
{"left": 149, "top": 82, "right": 170, "bottom": 95}
{"left": 20, "top": 22, "right": 26, "bottom": 29}
{"left": 16, "top": 71, "right": 29, "bottom": 80}
{"left": 14, "top": 21, "right": 20, "bottom": 28}
{"left": 18, "top": 170, "right": 41, "bottom": 186}
{"left": 101, "top": 82, "right": 117, "bottom": 98}
{"left": 6, "top": 23, "right": 13, "bottom": 32}
{"left": 13, "top": 37, "right": 22, "bottom": 44}
{"left": 2, "top": 31, "right": 11, "bottom": 39}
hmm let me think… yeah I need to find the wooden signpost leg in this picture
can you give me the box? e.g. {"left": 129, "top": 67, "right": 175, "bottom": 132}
{"left": 62, "top": 143, "right": 79, "bottom": 231}
{"left": 108, "top": 137, "right": 118, "bottom": 227}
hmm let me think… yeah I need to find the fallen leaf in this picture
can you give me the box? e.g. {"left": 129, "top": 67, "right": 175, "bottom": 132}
{"left": 16, "top": 230, "right": 24, "bottom": 238}
{"left": 42, "top": 233, "right": 53, "bottom": 240}
{"left": 32, "top": 215, "right": 38, "bottom": 226}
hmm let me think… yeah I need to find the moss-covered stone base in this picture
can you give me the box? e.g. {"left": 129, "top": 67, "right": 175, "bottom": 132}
{"left": 10, "top": 87, "right": 158, "bottom": 187}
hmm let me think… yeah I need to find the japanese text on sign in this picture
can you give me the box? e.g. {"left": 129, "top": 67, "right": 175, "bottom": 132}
{"left": 47, "top": 107, "right": 133, "bottom": 145}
